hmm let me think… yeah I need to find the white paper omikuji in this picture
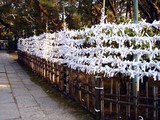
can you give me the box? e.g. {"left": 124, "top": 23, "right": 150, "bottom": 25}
{"left": 18, "top": 20, "right": 160, "bottom": 80}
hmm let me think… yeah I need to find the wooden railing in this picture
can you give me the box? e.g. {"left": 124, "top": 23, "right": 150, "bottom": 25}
{"left": 18, "top": 50, "right": 160, "bottom": 120}
{"left": 103, "top": 78, "right": 160, "bottom": 120}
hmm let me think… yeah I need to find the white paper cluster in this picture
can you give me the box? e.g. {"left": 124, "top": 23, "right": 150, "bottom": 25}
{"left": 18, "top": 20, "right": 160, "bottom": 80}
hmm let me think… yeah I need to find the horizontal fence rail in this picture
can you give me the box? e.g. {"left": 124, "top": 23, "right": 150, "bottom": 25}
{"left": 18, "top": 51, "right": 160, "bottom": 120}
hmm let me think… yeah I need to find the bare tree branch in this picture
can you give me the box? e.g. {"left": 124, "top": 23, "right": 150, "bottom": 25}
{"left": 0, "top": 18, "right": 11, "bottom": 28}
{"left": 146, "top": 0, "right": 160, "bottom": 21}
{"left": 108, "top": 0, "right": 117, "bottom": 17}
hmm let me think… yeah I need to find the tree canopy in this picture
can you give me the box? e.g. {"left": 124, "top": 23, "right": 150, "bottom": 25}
{"left": 0, "top": 0, "right": 160, "bottom": 41}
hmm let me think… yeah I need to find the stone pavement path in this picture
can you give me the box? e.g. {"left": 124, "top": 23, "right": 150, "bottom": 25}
{"left": 0, "top": 51, "right": 78, "bottom": 120}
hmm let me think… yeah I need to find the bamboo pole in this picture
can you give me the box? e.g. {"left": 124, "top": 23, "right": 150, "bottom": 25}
{"left": 133, "top": 1, "right": 139, "bottom": 119}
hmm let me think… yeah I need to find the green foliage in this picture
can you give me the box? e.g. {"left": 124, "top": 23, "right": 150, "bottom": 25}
{"left": 124, "top": 28, "right": 136, "bottom": 36}
{"left": 0, "top": 0, "right": 159, "bottom": 42}
{"left": 38, "top": 0, "right": 57, "bottom": 7}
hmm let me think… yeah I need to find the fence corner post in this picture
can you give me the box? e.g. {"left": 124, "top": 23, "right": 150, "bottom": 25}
{"left": 94, "top": 75, "right": 104, "bottom": 120}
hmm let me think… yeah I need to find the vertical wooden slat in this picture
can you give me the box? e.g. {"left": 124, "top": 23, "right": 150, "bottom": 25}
{"left": 101, "top": 78, "right": 104, "bottom": 120}
{"left": 60, "top": 64, "right": 64, "bottom": 91}
{"left": 51, "top": 63, "right": 54, "bottom": 84}
{"left": 52, "top": 63, "right": 55, "bottom": 85}
{"left": 38, "top": 58, "right": 40, "bottom": 76}
{"left": 49, "top": 61, "right": 51, "bottom": 83}
{"left": 50, "top": 62, "right": 53, "bottom": 84}
{"left": 42, "top": 59, "right": 45, "bottom": 79}
{"left": 68, "top": 68, "right": 72, "bottom": 96}
{"left": 92, "top": 75, "right": 95, "bottom": 113}
{"left": 46, "top": 60, "right": 49, "bottom": 83}
{"left": 153, "top": 86, "right": 158, "bottom": 120}
{"left": 71, "top": 69, "right": 74, "bottom": 97}
{"left": 59, "top": 65, "right": 63, "bottom": 91}
{"left": 43, "top": 60, "right": 46, "bottom": 78}
{"left": 157, "top": 87, "right": 159, "bottom": 120}
{"left": 37, "top": 57, "right": 39, "bottom": 74}
{"left": 116, "top": 82, "right": 120, "bottom": 120}
{"left": 126, "top": 82, "right": 131, "bottom": 120}
{"left": 39, "top": 58, "right": 41, "bottom": 77}
{"left": 56, "top": 63, "right": 59, "bottom": 87}
{"left": 63, "top": 64, "right": 67, "bottom": 93}
{"left": 57, "top": 64, "right": 60, "bottom": 88}
{"left": 85, "top": 75, "right": 90, "bottom": 110}
{"left": 110, "top": 78, "right": 113, "bottom": 115}
{"left": 94, "top": 76, "right": 100, "bottom": 120}
{"left": 77, "top": 71, "right": 81, "bottom": 103}
{"left": 145, "top": 80, "right": 149, "bottom": 119}
{"left": 65, "top": 67, "right": 69, "bottom": 95}
{"left": 45, "top": 60, "right": 47, "bottom": 81}
{"left": 54, "top": 63, "right": 57, "bottom": 87}
{"left": 94, "top": 76, "right": 104, "bottom": 120}
{"left": 153, "top": 86, "right": 156, "bottom": 120}
{"left": 41, "top": 58, "right": 43, "bottom": 78}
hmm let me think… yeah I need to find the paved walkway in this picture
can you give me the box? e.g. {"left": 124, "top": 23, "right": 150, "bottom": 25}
{"left": 0, "top": 51, "right": 78, "bottom": 120}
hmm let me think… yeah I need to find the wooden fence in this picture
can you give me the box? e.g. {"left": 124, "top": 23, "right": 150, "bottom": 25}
{"left": 18, "top": 51, "right": 160, "bottom": 120}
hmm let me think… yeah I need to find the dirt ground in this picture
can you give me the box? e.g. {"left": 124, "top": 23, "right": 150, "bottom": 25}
{"left": 8, "top": 51, "right": 18, "bottom": 60}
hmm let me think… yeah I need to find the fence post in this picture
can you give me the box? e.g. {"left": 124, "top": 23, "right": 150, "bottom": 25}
{"left": 94, "top": 76, "right": 104, "bottom": 120}
{"left": 110, "top": 78, "right": 113, "bottom": 116}
{"left": 77, "top": 70, "right": 82, "bottom": 103}
{"left": 145, "top": 80, "right": 149, "bottom": 119}
{"left": 85, "top": 75, "right": 90, "bottom": 110}
{"left": 53, "top": 63, "right": 57, "bottom": 87}
{"left": 63, "top": 63, "right": 68, "bottom": 94}
{"left": 153, "top": 86, "right": 158, "bottom": 120}
{"left": 116, "top": 82, "right": 120, "bottom": 120}
{"left": 126, "top": 81, "right": 131, "bottom": 120}
{"left": 50, "top": 62, "right": 54, "bottom": 84}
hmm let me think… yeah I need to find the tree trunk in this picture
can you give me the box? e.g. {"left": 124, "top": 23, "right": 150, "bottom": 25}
{"left": 139, "top": 0, "right": 152, "bottom": 22}
{"left": 146, "top": 0, "right": 160, "bottom": 22}
{"left": 108, "top": 0, "right": 117, "bottom": 19}
{"left": 126, "top": 0, "right": 133, "bottom": 18}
